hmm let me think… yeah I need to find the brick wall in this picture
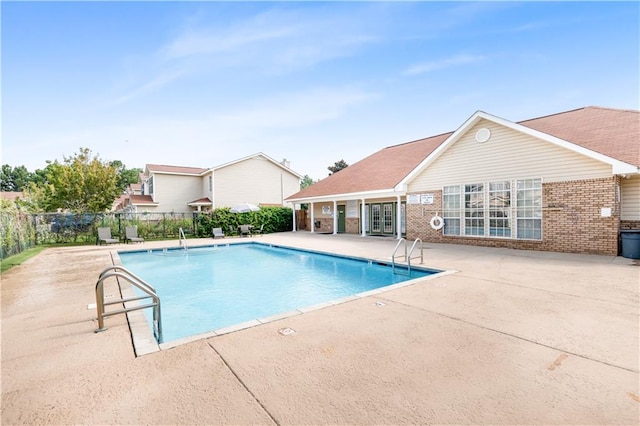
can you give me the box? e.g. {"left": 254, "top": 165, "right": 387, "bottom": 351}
{"left": 406, "top": 177, "right": 620, "bottom": 255}
{"left": 346, "top": 218, "right": 360, "bottom": 234}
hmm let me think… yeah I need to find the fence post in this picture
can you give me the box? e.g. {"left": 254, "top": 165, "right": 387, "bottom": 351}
{"left": 33, "top": 214, "right": 38, "bottom": 246}
{"left": 117, "top": 213, "right": 122, "bottom": 240}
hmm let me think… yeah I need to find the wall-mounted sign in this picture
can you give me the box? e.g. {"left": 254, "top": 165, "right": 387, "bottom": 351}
{"left": 421, "top": 194, "right": 434, "bottom": 205}
{"left": 322, "top": 205, "right": 332, "bottom": 215}
{"left": 407, "top": 194, "right": 420, "bottom": 204}
{"left": 346, "top": 200, "right": 358, "bottom": 218}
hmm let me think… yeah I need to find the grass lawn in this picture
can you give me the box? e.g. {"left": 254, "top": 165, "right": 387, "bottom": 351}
{"left": 1, "top": 246, "right": 49, "bottom": 273}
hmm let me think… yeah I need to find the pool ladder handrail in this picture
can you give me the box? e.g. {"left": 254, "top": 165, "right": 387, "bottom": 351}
{"left": 95, "top": 265, "right": 162, "bottom": 342}
{"left": 179, "top": 227, "right": 188, "bottom": 250}
{"left": 391, "top": 238, "right": 424, "bottom": 275}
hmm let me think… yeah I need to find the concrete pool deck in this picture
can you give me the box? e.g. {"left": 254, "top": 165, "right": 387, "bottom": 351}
{"left": 1, "top": 232, "right": 639, "bottom": 424}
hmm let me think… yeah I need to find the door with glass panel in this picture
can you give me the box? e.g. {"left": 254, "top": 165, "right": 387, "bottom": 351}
{"left": 371, "top": 204, "right": 381, "bottom": 233}
{"left": 382, "top": 203, "right": 394, "bottom": 234}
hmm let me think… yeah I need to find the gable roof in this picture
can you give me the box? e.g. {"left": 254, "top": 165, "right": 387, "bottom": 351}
{"left": 288, "top": 106, "right": 639, "bottom": 202}
{"left": 211, "top": 152, "right": 303, "bottom": 179}
{"left": 519, "top": 106, "right": 639, "bottom": 168}
{"left": 287, "top": 133, "right": 450, "bottom": 202}
{"left": 146, "top": 164, "right": 208, "bottom": 176}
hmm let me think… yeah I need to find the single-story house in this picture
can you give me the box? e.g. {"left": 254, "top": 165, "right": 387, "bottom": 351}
{"left": 286, "top": 106, "right": 639, "bottom": 255}
{"left": 117, "top": 153, "right": 302, "bottom": 214}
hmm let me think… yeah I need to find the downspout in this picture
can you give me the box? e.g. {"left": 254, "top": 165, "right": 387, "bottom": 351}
{"left": 333, "top": 200, "right": 338, "bottom": 235}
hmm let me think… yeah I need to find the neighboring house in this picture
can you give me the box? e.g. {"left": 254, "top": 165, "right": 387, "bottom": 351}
{"left": 286, "top": 106, "right": 639, "bottom": 256}
{"left": 0, "top": 192, "right": 24, "bottom": 203}
{"left": 118, "top": 153, "right": 302, "bottom": 213}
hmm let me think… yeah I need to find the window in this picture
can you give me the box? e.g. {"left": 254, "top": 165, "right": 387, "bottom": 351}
{"left": 208, "top": 175, "right": 212, "bottom": 192}
{"left": 465, "top": 184, "right": 484, "bottom": 236}
{"left": 489, "top": 181, "right": 511, "bottom": 237}
{"left": 148, "top": 176, "right": 154, "bottom": 195}
{"left": 440, "top": 178, "right": 542, "bottom": 240}
{"left": 442, "top": 186, "right": 461, "bottom": 235}
{"left": 516, "top": 179, "right": 542, "bottom": 239}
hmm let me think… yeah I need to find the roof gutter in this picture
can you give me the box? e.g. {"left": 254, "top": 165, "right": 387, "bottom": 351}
{"left": 287, "top": 188, "right": 406, "bottom": 204}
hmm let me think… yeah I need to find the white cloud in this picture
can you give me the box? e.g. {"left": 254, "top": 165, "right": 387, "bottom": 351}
{"left": 404, "top": 54, "right": 486, "bottom": 76}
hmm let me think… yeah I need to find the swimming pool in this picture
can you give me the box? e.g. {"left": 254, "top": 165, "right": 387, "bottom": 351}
{"left": 117, "top": 242, "right": 439, "bottom": 344}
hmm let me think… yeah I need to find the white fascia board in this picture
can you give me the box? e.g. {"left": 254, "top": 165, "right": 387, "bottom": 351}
{"left": 399, "top": 110, "right": 638, "bottom": 186}
{"left": 399, "top": 111, "right": 485, "bottom": 187}
{"left": 210, "top": 152, "right": 304, "bottom": 179}
{"left": 287, "top": 188, "right": 405, "bottom": 204}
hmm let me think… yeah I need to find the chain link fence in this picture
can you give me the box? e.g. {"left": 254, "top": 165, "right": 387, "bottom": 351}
{"left": 1, "top": 207, "right": 293, "bottom": 260}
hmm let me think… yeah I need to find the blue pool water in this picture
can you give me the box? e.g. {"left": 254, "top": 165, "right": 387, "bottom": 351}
{"left": 118, "top": 243, "right": 436, "bottom": 343}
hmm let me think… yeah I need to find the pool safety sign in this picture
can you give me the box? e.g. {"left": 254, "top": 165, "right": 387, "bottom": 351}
{"left": 421, "top": 194, "right": 434, "bottom": 204}
{"left": 408, "top": 193, "right": 434, "bottom": 204}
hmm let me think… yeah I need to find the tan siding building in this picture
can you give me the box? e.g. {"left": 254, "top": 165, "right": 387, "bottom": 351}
{"left": 287, "top": 106, "right": 639, "bottom": 256}
{"left": 120, "top": 153, "right": 302, "bottom": 214}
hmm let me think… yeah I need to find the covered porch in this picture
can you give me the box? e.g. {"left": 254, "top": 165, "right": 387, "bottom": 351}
{"left": 288, "top": 190, "right": 408, "bottom": 239}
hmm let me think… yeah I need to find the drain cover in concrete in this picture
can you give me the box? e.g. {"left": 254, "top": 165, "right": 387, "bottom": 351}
{"left": 435, "top": 282, "right": 447, "bottom": 287}
{"left": 278, "top": 327, "right": 296, "bottom": 335}
{"left": 374, "top": 301, "right": 386, "bottom": 307}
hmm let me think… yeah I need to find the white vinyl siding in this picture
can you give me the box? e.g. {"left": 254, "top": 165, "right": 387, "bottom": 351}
{"left": 621, "top": 175, "right": 640, "bottom": 220}
{"left": 408, "top": 120, "right": 612, "bottom": 193}
{"left": 152, "top": 174, "right": 202, "bottom": 213}
{"left": 214, "top": 155, "right": 300, "bottom": 208}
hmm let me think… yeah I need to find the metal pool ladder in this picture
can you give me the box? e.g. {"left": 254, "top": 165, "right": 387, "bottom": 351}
{"left": 94, "top": 266, "right": 162, "bottom": 342}
{"left": 391, "top": 238, "right": 424, "bottom": 275}
{"left": 179, "top": 227, "right": 188, "bottom": 250}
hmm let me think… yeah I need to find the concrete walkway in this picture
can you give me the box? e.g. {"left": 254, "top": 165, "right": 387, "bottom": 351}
{"left": 1, "top": 232, "right": 638, "bottom": 424}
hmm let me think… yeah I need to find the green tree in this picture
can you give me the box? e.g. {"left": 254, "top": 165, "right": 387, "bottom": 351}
{"left": 31, "top": 148, "right": 121, "bottom": 212}
{"left": 110, "top": 160, "right": 142, "bottom": 192}
{"left": 0, "top": 165, "right": 34, "bottom": 191}
{"left": 300, "top": 174, "right": 315, "bottom": 189}
{"left": 327, "top": 159, "right": 348, "bottom": 175}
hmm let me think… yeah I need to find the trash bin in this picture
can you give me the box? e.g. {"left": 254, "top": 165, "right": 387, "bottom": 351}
{"left": 620, "top": 230, "right": 640, "bottom": 259}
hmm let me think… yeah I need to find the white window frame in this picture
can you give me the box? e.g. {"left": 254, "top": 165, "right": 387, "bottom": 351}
{"left": 441, "top": 178, "right": 542, "bottom": 241}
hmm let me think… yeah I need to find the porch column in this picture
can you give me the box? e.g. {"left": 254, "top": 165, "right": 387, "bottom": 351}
{"left": 292, "top": 206, "right": 297, "bottom": 232}
{"left": 310, "top": 202, "right": 315, "bottom": 233}
{"left": 396, "top": 195, "right": 402, "bottom": 240}
{"left": 333, "top": 200, "right": 338, "bottom": 235}
{"left": 361, "top": 199, "right": 366, "bottom": 237}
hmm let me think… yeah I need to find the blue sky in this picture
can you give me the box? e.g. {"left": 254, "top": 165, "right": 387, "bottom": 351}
{"left": 2, "top": 1, "right": 639, "bottom": 181}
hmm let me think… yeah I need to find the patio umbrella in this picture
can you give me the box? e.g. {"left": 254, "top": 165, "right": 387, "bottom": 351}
{"left": 230, "top": 202, "right": 260, "bottom": 213}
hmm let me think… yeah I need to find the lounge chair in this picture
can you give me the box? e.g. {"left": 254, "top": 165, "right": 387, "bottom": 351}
{"left": 252, "top": 224, "right": 264, "bottom": 236}
{"left": 212, "top": 227, "right": 225, "bottom": 239}
{"left": 98, "top": 227, "right": 119, "bottom": 245}
{"left": 239, "top": 224, "right": 252, "bottom": 237}
{"left": 125, "top": 226, "right": 144, "bottom": 243}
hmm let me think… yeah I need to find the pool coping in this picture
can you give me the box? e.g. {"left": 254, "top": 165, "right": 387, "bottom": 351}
{"left": 111, "top": 241, "right": 456, "bottom": 356}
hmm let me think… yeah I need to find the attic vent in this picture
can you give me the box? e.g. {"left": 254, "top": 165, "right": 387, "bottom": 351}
{"left": 475, "top": 128, "right": 491, "bottom": 143}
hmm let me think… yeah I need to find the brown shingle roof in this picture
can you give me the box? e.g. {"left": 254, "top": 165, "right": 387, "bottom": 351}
{"left": 519, "top": 106, "right": 639, "bottom": 167}
{"left": 289, "top": 133, "right": 450, "bottom": 199}
{"left": 188, "top": 197, "right": 212, "bottom": 204}
{"left": 129, "top": 195, "right": 157, "bottom": 205}
{"left": 146, "top": 164, "right": 208, "bottom": 175}
{"left": 288, "top": 106, "right": 639, "bottom": 201}
{"left": 0, "top": 192, "right": 24, "bottom": 201}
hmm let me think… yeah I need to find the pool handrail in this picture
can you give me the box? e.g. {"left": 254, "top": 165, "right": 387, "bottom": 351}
{"left": 95, "top": 265, "right": 162, "bottom": 342}
{"left": 391, "top": 238, "right": 423, "bottom": 275}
